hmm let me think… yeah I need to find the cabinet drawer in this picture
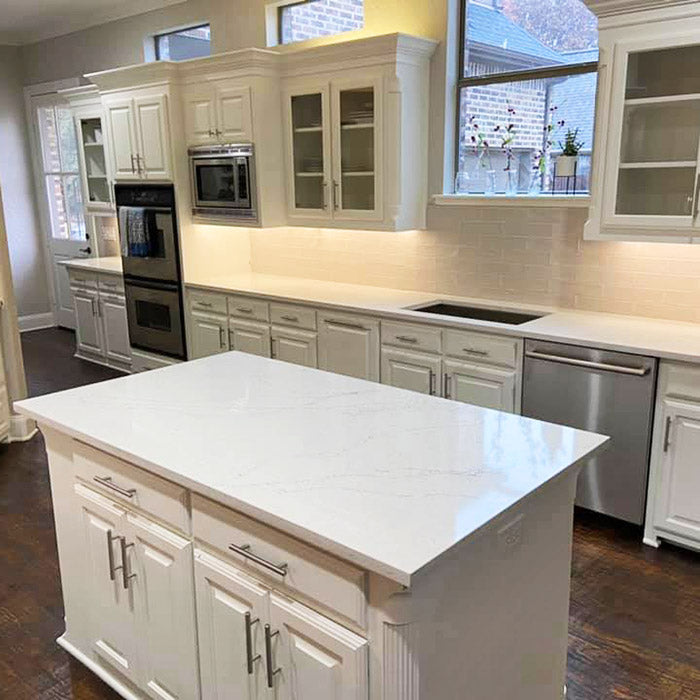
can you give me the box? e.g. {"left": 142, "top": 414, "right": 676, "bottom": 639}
{"left": 228, "top": 295, "right": 269, "bottom": 322}
{"left": 270, "top": 302, "right": 316, "bottom": 330}
{"left": 189, "top": 289, "right": 227, "bottom": 316}
{"left": 444, "top": 329, "right": 520, "bottom": 368}
{"left": 192, "top": 495, "right": 367, "bottom": 629}
{"left": 73, "top": 441, "right": 190, "bottom": 534}
{"left": 382, "top": 320, "right": 441, "bottom": 353}
{"left": 68, "top": 270, "right": 97, "bottom": 290}
{"left": 98, "top": 274, "right": 124, "bottom": 295}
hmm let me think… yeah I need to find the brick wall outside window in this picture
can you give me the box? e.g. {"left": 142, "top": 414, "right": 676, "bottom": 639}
{"left": 280, "top": 0, "right": 364, "bottom": 45}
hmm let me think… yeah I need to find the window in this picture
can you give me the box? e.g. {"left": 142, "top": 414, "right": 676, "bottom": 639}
{"left": 455, "top": 0, "right": 599, "bottom": 196}
{"left": 155, "top": 24, "right": 211, "bottom": 61}
{"left": 279, "top": 0, "right": 364, "bottom": 46}
{"left": 37, "top": 104, "right": 86, "bottom": 241}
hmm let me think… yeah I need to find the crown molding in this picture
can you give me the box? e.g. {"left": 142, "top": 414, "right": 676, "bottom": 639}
{"left": 585, "top": 0, "right": 698, "bottom": 17}
{"left": 85, "top": 60, "right": 180, "bottom": 93}
{"left": 178, "top": 48, "right": 281, "bottom": 82}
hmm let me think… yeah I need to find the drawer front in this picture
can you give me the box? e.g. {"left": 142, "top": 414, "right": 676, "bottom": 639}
{"left": 189, "top": 289, "right": 227, "bottom": 316}
{"left": 228, "top": 295, "right": 270, "bottom": 322}
{"left": 192, "top": 495, "right": 367, "bottom": 629}
{"left": 270, "top": 302, "right": 317, "bottom": 330}
{"left": 444, "top": 329, "right": 521, "bottom": 368}
{"left": 68, "top": 270, "right": 98, "bottom": 290}
{"left": 73, "top": 441, "right": 190, "bottom": 533}
{"left": 98, "top": 274, "right": 125, "bottom": 295}
{"left": 382, "top": 320, "right": 441, "bottom": 353}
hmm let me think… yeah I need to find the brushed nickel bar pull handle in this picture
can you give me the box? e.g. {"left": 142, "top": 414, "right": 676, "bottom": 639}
{"left": 270, "top": 338, "right": 276, "bottom": 358}
{"left": 524, "top": 350, "right": 650, "bottom": 377}
{"left": 219, "top": 327, "right": 226, "bottom": 349}
{"left": 236, "top": 307, "right": 254, "bottom": 314}
{"left": 229, "top": 543, "right": 288, "bottom": 577}
{"left": 429, "top": 370, "right": 435, "bottom": 395}
{"left": 196, "top": 301, "right": 213, "bottom": 308}
{"left": 396, "top": 335, "right": 419, "bottom": 344}
{"left": 322, "top": 181, "right": 328, "bottom": 210}
{"left": 106, "top": 529, "right": 122, "bottom": 581}
{"left": 463, "top": 347, "right": 488, "bottom": 357}
{"left": 693, "top": 174, "right": 700, "bottom": 220}
{"left": 663, "top": 416, "right": 673, "bottom": 452}
{"left": 119, "top": 536, "right": 136, "bottom": 590}
{"left": 94, "top": 475, "right": 136, "bottom": 498}
{"left": 228, "top": 329, "right": 235, "bottom": 349}
{"left": 264, "top": 624, "right": 281, "bottom": 688}
{"left": 326, "top": 319, "right": 366, "bottom": 331}
{"left": 130, "top": 155, "right": 136, "bottom": 173}
{"left": 333, "top": 179, "right": 339, "bottom": 210}
{"left": 91, "top": 298, "right": 97, "bottom": 316}
{"left": 281, "top": 315, "right": 299, "bottom": 323}
{"left": 444, "top": 373, "right": 451, "bottom": 399}
{"left": 245, "top": 612, "right": 261, "bottom": 675}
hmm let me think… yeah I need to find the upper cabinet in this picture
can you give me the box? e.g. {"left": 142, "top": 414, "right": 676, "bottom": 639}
{"left": 183, "top": 82, "right": 252, "bottom": 145}
{"left": 585, "top": 6, "right": 700, "bottom": 242}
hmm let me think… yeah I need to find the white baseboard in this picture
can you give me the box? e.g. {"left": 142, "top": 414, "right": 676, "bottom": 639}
{"left": 9, "top": 413, "right": 37, "bottom": 442}
{"left": 18, "top": 311, "right": 55, "bottom": 333}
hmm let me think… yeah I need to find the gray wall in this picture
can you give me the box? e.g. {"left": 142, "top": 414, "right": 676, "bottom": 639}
{"left": 0, "top": 45, "right": 51, "bottom": 319}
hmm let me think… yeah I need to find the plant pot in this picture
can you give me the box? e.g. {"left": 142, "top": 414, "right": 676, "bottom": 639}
{"left": 555, "top": 155, "right": 578, "bottom": 178}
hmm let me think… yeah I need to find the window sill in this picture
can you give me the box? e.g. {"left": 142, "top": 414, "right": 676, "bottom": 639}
{"left": 431, "top": 194, "right": 591, "bottom": 209}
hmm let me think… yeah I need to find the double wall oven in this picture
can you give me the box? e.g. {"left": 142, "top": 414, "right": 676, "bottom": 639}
{"left": 116, "top": 184, "right": 187, "bottom": 360}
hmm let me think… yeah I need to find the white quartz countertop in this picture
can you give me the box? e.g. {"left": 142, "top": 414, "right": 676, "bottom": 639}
{"left": 60, "top": 256, "right": 122, "bottom": 275}
{"left": 185, "top": 272, "right": 700, "bottom": 364}
{"left": 16, "top": 352, "right": 606, "bottom": 586}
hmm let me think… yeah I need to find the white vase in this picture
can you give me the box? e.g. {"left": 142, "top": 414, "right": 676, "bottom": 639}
{"left": 555, "top": 155, "right": 578, "bottom": 178}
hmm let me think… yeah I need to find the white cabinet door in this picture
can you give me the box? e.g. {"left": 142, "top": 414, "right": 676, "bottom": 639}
{"left": 443, "top": 358, "right": 517, "bottom": 412}
{"left": 271, "top": 326, "right": 317, "bottom": 368}
{"left": 105, "top": 98, "right": 139, "bottom": 181}
{"left": 190, "top": 311, "right": 228, "bottom": 359}
{"left": 381, "top": 347, "right": 441, "bottom": 396}
{"left": 318, "top": 313, "right": 379, "bottom": 381}
{"left": 74, "top": 289, "right": 104, "bottom": 357}
{"left": 134, "top": 94, "right": 172, "bottom": 181}
{"left": 184, "top": 88, "right": 217, "bottom": 145}
{"left": 268, "top": 593, "right": 368, "bottom": 700}
{"left": 229, "top": 319, "right": 271, "bottom": 358}
{"left": 216, "top": 85, "right": 253, "bottom": 143}
{"left": 74, "top": 484, "right": 141, "bottom": 685}
{"left": 100, "top": 294, "right": 131, "bottom": 365}
{"left": 127, "top": 513, "right": 200, "bottom": 700}
{"left": 654, "top": 399, "right": 700, "bottom": 542}
{"left": 195, "top": 551, "right": 270, "bottom": 700}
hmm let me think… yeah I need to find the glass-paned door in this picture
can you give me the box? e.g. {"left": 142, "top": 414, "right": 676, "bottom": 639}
{"left": 611, "top": 42, "right": 700, "bottom": 223}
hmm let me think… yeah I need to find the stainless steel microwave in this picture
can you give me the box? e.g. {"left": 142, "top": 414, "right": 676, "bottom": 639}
{"left": 189, "top": 143, "right": 257, "bottom": 222}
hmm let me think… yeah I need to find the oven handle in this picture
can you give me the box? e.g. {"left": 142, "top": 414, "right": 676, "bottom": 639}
{"left": 116, "top": 205, "right": 172, "bottom": 214}
{"left": 124, "top": 278, "right": 179, "bottom": 292}
{"left": 525, "top": 350, "right": 650, "bottom": 377}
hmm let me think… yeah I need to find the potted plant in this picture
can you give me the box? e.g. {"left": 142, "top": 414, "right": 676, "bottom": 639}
{"left": 556, "top": 127, "right": 584, "bottom": 178}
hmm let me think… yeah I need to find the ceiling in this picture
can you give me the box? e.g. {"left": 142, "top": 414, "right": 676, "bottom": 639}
{"left": 0, "top": 0, "right": 187, "bottom": 46}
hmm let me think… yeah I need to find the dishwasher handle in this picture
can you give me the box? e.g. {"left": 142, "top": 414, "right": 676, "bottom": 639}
{"left": 525, "top": 350, "right": 650, "bottom": 377}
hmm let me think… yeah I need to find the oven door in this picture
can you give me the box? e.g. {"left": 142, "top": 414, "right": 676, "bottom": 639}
{"left": 124, "top": 279, "right": 185, "bottom": 359}
{"left": 191, "top": 157, "right": 251, "bottom": 210}
{"left": 120, "top": 207, "right": 179, "bottom": 282}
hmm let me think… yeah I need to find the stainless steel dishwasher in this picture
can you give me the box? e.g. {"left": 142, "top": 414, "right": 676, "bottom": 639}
{"left": 522, "top": 339, "right": 657, "bottom": 525}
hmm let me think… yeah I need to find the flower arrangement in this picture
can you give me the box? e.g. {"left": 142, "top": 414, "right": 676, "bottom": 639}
{"left": 533, "top": 105, "right": 565, "bottom": 177}
{"left": 495, "top": 105, "right": 517, "bottom": 172}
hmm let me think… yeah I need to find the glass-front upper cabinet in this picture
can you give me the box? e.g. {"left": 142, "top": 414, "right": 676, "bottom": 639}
{"left": 77, "top": 115, "right": 113, "bottom": 212}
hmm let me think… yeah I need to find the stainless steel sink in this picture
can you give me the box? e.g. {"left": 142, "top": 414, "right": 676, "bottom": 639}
{"left": 409, "top": 302, "right": 545, "bottom": 325}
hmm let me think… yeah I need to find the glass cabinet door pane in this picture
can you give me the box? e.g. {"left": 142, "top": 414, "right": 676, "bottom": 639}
{"left": 621, "top": 101, "right": 700, "bottom": 163}
{"left": 616, "top": 167, "right": 696, "bottom": 216}
{"left": 339, "top": 87, "right": 374, "bottom": 211}
{"left": 291, "top": 94, "right": 324, "bottom": 210}
{"left": 626, "top": 45, "right": 700, "bottom": 99}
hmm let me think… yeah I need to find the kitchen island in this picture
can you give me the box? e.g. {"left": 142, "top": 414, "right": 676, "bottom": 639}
{"left": 16, "top": 351, "right": 607, "bottom": 700}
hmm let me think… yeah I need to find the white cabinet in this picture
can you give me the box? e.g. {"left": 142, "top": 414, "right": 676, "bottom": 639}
{"left": 229, "top": 319, "right": 272, "bottom": 358}
{"left": 184, "top": 83, "right": 252, "bottom": 146}
{"left": 190, "top": 311, "right": 228, "bottom": 360}
{"left": 74, "top": 288, "right": 103, "bottom": 357}
{"left": 271, "top": 326, "right": 317, "bottom": 368}
{"left": 318, "top": 312, "right": 379, "bottom": 381}
{"left": 104, "top": 93, "right": 172, "bottom": 181}
{"left": 443, "top": 359, "right": 517, "bottom": 413}
{"left": 381, "top": 347, "right": 440, "bottom": 396}
{"left": 100, "top": 294, "right": 131, "bottom": 366}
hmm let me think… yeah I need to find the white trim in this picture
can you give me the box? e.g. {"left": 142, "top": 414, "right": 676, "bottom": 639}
{"left": 18, "top": 312, "right": 55, "bottom": 333}
{"left": 431, "top": 194, "right": 592, "bottom": 208}
{"left": 8, "top": 414, "right": 37, "bottom": 443}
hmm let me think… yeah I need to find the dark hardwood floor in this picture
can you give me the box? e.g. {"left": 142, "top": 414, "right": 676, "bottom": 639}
{"left": 1, "top": 328, "right": 699, "bottom": 699}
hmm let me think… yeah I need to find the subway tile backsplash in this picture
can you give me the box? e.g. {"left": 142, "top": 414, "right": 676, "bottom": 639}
{"left": 249, "top": 205, "right": 700, "bottom": 324}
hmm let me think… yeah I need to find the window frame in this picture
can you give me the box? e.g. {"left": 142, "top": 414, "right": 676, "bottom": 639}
{"left": 453, "top": 0, "right": 599, "bottom": 196}
{"left": 272, "top": 0, "right": 364, "bottom": 47}
{"left": 153, "top": 23, "right": 211, "bottom": 62}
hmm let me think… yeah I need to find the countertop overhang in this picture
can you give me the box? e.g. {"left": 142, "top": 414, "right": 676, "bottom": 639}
{"left": 16, "top": 352, "right": 607, "bottom": 586}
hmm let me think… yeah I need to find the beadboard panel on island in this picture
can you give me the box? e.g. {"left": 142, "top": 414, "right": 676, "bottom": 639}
{"left": 247, "top": 205, "right": 700, "bottom": 324}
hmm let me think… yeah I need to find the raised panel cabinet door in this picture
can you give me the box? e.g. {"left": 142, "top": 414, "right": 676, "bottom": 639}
{"left": 271, "top": 327, "right": 318, "bottom": 368}
{"left": 443, "top": 358, "right": 517, "bottom": 412}
{"left": 194, "top": 550, "right": 271, "bottom": 700}
{"left": 134, "top": 94, "right": 172, "bottom": 180}
{"left": 380, "top": 347, "right": 441, "bottom": 396}
{"left": 126, "top": 513, "right": 200, "bottom": 700}
{"left": 74, "top": 290, "right": 104, "bottom": 357}
{"left": 267, "top": 593, "right": 368, "bottom": 700}
{"left": 216, "top": 85, "right": 253, "bottom": 142}
{"left": 105, "top": 99, "right": 139, "bottom": 181}
{"left": 190, "top": 312, "right": 228, "bottom": 359}
{"left": 184, "top": 89, "right": 217, "bottom": 145}
{"left": 318, "top": 314, "right": 379, "bottom": 381}
{"left": 100, "top": 295, "right": 131, "bottom": 364}
{"left": 229, "top": 319, "right": 272, "bottom": 358}
{"left": 73, "top": 483, "right": 140, "bottom": 685}
{"left": 654, "top": 400, "right": 700, "bottom": 541}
